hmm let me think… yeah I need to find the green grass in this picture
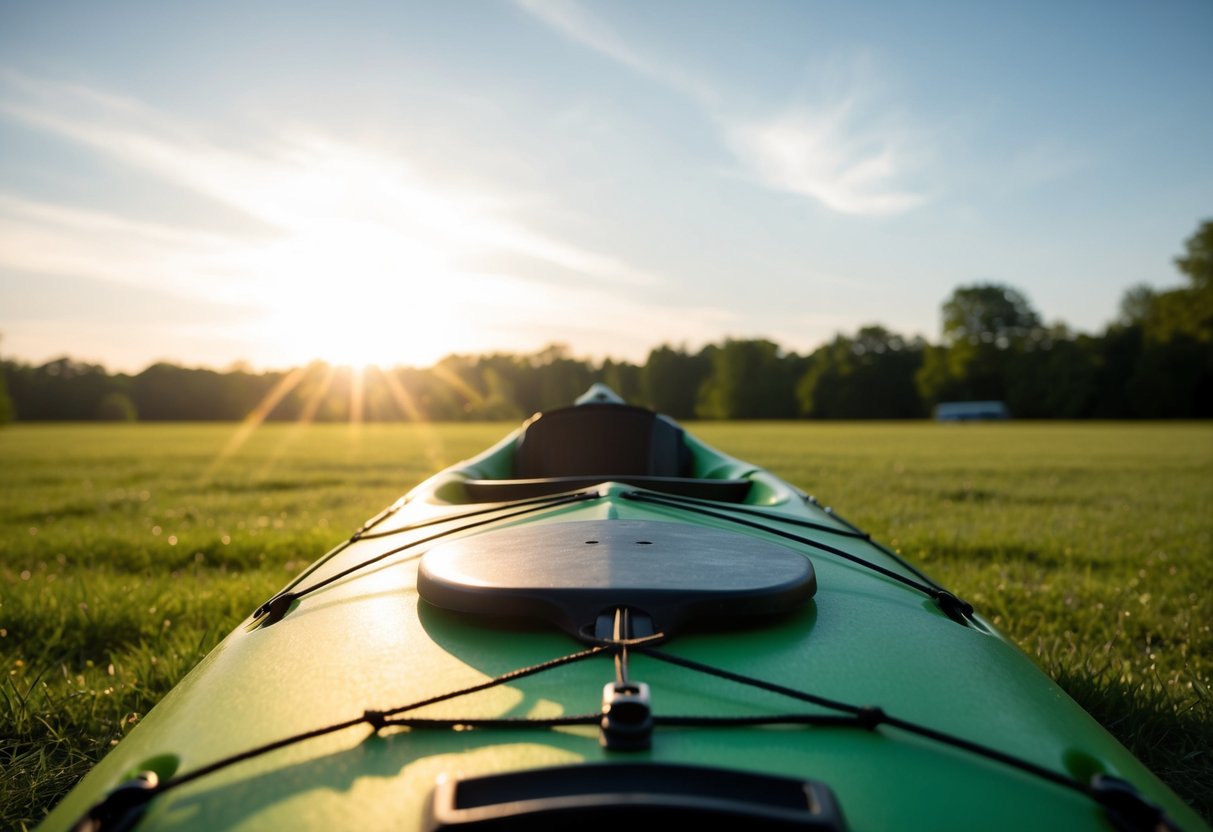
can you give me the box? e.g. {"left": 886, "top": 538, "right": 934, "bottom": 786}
{"left": 2, "top": 421, "right": 1211, "bottom": 828}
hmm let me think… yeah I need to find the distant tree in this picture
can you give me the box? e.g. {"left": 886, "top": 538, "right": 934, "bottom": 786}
{"left": 641, "top": 344, "right": 711, "bottom": 419}
{"left": 1005, "top": 327, "right": 1099, "bottom": 418}
{"left": 0, "top": 337, "right": 14, "bottom": 424}
{"left": 697, "top": 339, "right": 800, "bottom": 419}
{"left": 1174, "top": 219, "right": 1213, "bottom": 288}
{"left": 5, "top": 357, "right": 116, "bottom": 420}
{"left": 599, "top": 358, "right": 643, "bottom": 404}
{"left": 1117, "top": 284, "right": 1156, "bottom": 327}
{"left": 941, "top": 283, "right": 1044, "bottom": 348}
{"left": 392, "top": 364, "right": 464, "bottom": 420}
{"left": 96, "top": 391, "right": 138, "bottom": 421}
{"left": 1144, "top": 288, "right": 1213, "bottom": 347}
{"left": 1086, "top": 324, "right": 1144, "bottom": 418}
{"left": 229, "top": 366, "right": 296, "bottom": 421}
{"left": 919, "top": 283, "right": 1046, "bottom": 411}
{"left": 0, "top": 366, "right": 13, "bottom": 424}
{"left": 797, "top": 325, "right": 926, "bottom": 419}
{"left": 474, "top": 363, "right": 526, "bottom": 420}
{"left": 1141, "top": 220, "right": 1213, "bottom": 345}
{"left": 133, "top": 363, "right": 253, "bottom": 420}
{"left": 1115, "top": 220, "right": 1213, "bottom": 416}
{"left": 916, "top": 337, "right": 1010, "bottom": 408}
{"left": 530, "top": 344, "right": 596, "bottom": 413}
{"left": 1126, "top": 339, "right": 1211, "bottom": 417}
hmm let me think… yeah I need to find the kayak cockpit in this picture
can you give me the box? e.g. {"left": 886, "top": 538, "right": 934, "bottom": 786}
{"left": 427, "top": 392, "right": 804, "bottom": 505}
{"left": 460, "top": 475, "right": 752, "bottom": 502}
{"left": 514, "top": 401, "right": 692, "bottom": 480}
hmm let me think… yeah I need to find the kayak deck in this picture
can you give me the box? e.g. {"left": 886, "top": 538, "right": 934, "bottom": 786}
{"left": 40, "top": 394, "right": 1205, "bottom": 832}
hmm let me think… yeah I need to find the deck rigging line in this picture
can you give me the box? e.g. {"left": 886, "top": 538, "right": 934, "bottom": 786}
{"left": 273, "top": 490, "right": 599, "bottom": 599}
{"left": 620, "top": 487, "right": 944, "bottom": 591}
{"left": 72, "top": 480, "right": 1173, "bottom": 831}
{"left": 620, "top": 489, "right": 976, "bottom": 625}
{"left": 253, "top": 489, "right": 603, "bottom": 624}
{"left": 73, "top": 633, "right": 1177, "bottom": 832}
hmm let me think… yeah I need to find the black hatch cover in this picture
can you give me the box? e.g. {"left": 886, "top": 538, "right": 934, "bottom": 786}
{"left": 427, "top": 762, "right": 847, "bottom": 830}
{"left": 417, "top": 519, "right": 816, "bottom": 639}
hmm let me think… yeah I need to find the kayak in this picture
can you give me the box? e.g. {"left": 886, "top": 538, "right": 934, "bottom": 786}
{"left": 42, "top": 384, "right": 1205, "bottom": 832}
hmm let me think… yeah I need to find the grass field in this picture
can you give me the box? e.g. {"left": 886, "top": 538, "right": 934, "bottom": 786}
{"left": 2, "top": 420, "right": 1211, "bottom": 829}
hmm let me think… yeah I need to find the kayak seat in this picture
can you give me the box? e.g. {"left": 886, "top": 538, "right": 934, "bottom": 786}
{"left": 459, "top": 404, "right": 752, "bottom": 503}
{"left": 514, "top": 404, "right": 693, "bottom": 479}
{"left": 461, "top": 475, "right": 752, "bottom": 502}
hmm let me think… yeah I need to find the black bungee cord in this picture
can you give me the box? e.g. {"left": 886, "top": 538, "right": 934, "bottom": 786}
{"left": 71, "top": 645, "right": 607, "bottom": 832}
{"left": 620, "top": 486, "right": 946, "bottom": 591}
{"left": 253, "top": 489, "right": 602, "bottom": 625}
{"left": 74, "top": 630, "right": 1179, "bottom": 832}
{"left": 621, "top": 489, "right": 977, "bottom": 625}
{"left": 71, "top": 482, "right": 1176, "bottom": 831}
{"left": 273, "top": 489, "right": 600, "bottom": 599}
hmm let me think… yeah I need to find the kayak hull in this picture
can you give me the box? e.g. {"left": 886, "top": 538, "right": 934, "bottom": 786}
{"left": 39, "top": 396, "right": 1207, "bottom": 832}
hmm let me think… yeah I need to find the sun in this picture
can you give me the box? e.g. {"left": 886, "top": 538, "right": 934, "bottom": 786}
{"left": 241, "top": 218, "right": 480, "bottom": 370}
{"left": 212, "top": 141, "right": 517, "bottom": 371}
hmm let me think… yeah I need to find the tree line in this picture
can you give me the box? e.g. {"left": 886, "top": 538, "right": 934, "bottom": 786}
{"left": 2, "top": 220, "right": 1210, "bottom": 423}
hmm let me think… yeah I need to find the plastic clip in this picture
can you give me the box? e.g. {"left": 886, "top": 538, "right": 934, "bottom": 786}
{"left": 1090, "top": 774, "right": 1178, "bottom": 832}
{"left": 934, "top": 590, "right": 974, "bottom": 624}
{"left": 71, "top": 771, "right": 159, "bottom": 832}
{"left": 600, "top": 681, "right": 652, "bottom": 751}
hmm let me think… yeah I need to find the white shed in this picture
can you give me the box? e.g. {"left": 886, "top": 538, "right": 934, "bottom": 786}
{"left": 934, "top": 401, "right": 1011, "bottom": 421}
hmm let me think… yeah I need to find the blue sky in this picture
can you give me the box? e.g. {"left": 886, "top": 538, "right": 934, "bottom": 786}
{"left": 1, "top": 0, "right": 1210, "bottom": 372}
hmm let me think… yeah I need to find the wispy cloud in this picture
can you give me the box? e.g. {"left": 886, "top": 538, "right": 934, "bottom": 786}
{"left": 0, "top": 72, "right": 708, "bottom": 368}
{"left": 0, "top": 195, "right": 242, "bottom": 301}
{"left": 515, "top": 1, "right": 931, "bottom": 217}
{"left": 725, "top": 96, "right": 929, "bottom": 217}
{"left": 514, "top": 0, "right": 719, "bottom": 107}
{"left": 0, "top": 70, "right": 660, "bottom": 289}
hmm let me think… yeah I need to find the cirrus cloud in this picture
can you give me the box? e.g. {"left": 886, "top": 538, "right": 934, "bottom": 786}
{"left": 516, "top": 0, "right": 933, "bottom": 217}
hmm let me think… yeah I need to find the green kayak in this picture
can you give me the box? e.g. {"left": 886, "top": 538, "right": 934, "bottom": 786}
{"left": 42, "top": 385, "right": 1206, "bottom": 831}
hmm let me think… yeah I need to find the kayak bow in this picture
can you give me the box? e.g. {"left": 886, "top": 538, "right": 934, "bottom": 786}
{"left": 43, "top": 385, "right": 1206, "bottom": 832}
